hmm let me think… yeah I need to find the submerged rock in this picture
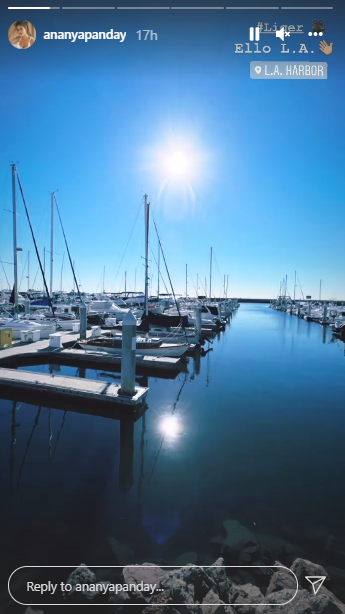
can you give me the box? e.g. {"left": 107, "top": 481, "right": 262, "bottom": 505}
{"left": 221, "top": 520, "right": 258, "bottom": 555}
{"left": 173, "top": 552, "right": 198, "bottom": 567}
{"left": 108, "top": 537, "right": 135, "bottom": 566}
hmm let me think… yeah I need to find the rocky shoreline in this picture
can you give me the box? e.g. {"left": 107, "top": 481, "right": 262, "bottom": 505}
{"left": 24, "top": 556, "right": 345, "bottom": 614}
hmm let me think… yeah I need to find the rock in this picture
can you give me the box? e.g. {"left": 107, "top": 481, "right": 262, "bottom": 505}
{"left": 255, "top": 588, "right": 345, "bottom": 613}
{"left": 108, "top": 537, "right": 134, "bottom": 566}
{"left": 108, "top": 587, "right": 130, "bottom": 605}
{"left": 221, "top": 520, "right": 258, "bottom": 555}
{"left": 82, "top": 580, "right": 112, "bottom": 603}
{"left": 316, "top": 586, "right": 345, "bottom": 614}
{"left": 202, "top": 589, "right": 227, "bottom": 614}
{"left": 160, "top": 565, "right": 205, "bottom": 597}
{"left": 141, "top": 589, "right": 172, "bottom": 614}
{"left": 24, "top": 609, "right": 44, "bottom": 614}
{"left": 290, "top": 558, "right": 329, "bottom": 591}
{"left": 123, "top": 563, "right": 166, "bottom": 601}
{"left": 266, "top": 569, "right": 297, "bottom": 595}
{"left": 228, "top": 582, "right": 264, "bottom": 614}
{"left": 162, "top": 579, "right": 196, "bottom": 614}
{"left": 173, "top": 553, "right": 198, "bottom": 566}
{"left": 64, "top": 564, "right": 96, "bottom": 598}
{"left": 204, "top": 558, "right": 229, "bottom": 601}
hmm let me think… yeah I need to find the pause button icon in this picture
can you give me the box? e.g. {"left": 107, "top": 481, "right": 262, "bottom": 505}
{"left": 249, "top": 27, "right": 260, "bottom": 41}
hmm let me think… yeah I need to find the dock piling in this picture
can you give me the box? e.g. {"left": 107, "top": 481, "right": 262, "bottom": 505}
{"left": 323, "top": 304, "right": 328, "bottom": 324}
{"left": 195, "top": 304, "right": 202, "bottom": 344}
{"left": 120, "top": 311, "right": 137, "bottom": 396}
{"left": 79, "top": 302, "right": 87, "bottom": 340}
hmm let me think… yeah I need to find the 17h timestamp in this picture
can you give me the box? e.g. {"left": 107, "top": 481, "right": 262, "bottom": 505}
{"left": 136, "top": 30, "right": 158, "bottom": 41}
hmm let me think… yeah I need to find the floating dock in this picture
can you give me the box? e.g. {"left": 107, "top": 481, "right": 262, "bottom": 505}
{"left": 0, "top": 367, "right": 148, "bottom": 407}
{"left": 0, "top": 331, "right": 185, "bottom": 374}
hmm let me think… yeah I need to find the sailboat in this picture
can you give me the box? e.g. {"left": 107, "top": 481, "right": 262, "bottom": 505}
{"left": 0, "top": 165, "right": 57, "bottom": 339}
{"left": 78, "top": 194, "right": 193, "bottom": 358}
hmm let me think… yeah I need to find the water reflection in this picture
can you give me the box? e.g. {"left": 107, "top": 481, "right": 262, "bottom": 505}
{"left": 16, "top": 405, "right": 41, "bottom": 491}
{"left": 119, "top": 420, "right": 134, "bottom": 493}
{"left": 159, "top": 415, "right": 182, "bottom": 440}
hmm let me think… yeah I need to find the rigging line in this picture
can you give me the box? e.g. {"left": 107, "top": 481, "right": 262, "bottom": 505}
{"left": 296, "top": 272, "right": 305, "bottom": 300}
{"left": 54, "top": 195, "right": 82, "bottom": 302}
{"left": 148, "top": 372, "right": 188, "bottom": 482}
{"left": 151, "top": 217, "right": 180, "bottom": 315}
{"left": 32, "top": 266, "right": 39, "bottom": 290}
{"left": 111, "top": 198, "right": 143, "bottom": 291}
{"left": 212, "top": 249, "right": 224, "bottom": 288}
{"left": 16, "top": 406, "right": 41, "bottom": 492}
{"left": 19, "top": 251, "right": 28, "bottom": 291}
{"left": 152, "top": 216, "right": 189, "bottom": 343}
{"left": 149, "top": 244, "right": 169, "bottom": 295}
{"left": 0, "top": 257, "right": 11, "bottom": 290}
{"left": 16, "top": 172, "right": 55, "bottom": 317}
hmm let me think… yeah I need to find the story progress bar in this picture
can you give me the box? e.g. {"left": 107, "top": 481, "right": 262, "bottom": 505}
{"left": 7, "top": 5, "right": 334, "bottom": 8}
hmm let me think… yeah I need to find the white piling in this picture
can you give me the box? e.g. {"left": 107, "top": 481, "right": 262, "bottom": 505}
{"left": 195, "top": 304, "right": 202, "bottom": 344}
{"left": 79, "top": 302, "right": 87, "bottom": 340}
{"left": 24, "top": 298, "right": 30, "bottom": 315}
{"left": 120, "top": 311, "right": 137, "bottom": 396}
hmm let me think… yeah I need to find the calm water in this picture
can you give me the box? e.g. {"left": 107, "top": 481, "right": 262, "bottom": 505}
{"left": 1, "top": 303, "right": 345, "bottom": 609}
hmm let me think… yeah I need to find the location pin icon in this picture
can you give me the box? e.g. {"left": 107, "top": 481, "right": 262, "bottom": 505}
{"left": 255, "top": 66, "right": 262, "bottom": 74}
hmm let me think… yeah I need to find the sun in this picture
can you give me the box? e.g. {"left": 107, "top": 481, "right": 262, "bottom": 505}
{"left": 165, "top": 150, "right": 191, "bottom": 178}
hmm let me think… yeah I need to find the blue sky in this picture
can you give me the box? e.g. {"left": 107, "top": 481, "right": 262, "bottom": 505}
{"left": 0, "top": 1, "right": 344, "bottom": 299}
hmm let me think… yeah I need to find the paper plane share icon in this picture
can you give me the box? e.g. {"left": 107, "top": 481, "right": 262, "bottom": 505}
{"left": 305, "top": 576, "right": 327, "bottom": 595}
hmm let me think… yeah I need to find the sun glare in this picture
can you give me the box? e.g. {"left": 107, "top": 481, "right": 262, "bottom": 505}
{"left": 165, "top": 151, "right": 191, "bottom": 178}
{"left": 159, "top": 415, "right": 182, "bottom": 439}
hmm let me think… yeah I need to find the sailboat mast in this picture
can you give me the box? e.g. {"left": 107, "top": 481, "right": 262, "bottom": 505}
{"left": 157, "top": 244, "right": 160, "bottom": 299}
{"left": 209, "top": 247, "right": 213, "bottom": 300}
{"left": 144, "top": 194, "right": 150, "bottom": 317}
{"left": 27, "top": 251, "right": 30, "bottom": 292}
{"left": 103, "top": 266, "right": 105, "bottom": 293}
{"left": 50, "top": 192, "right": 55, "bottom": 298}
{"left": 125, "top": 270, "right": 127, "bottom": 294}
{"left": 185, "top": 264, "right": 188, "bottom": 298}
{"left": 294, "top": 270, "right": 296, "bottom": 301}
{"left": 196, "top": 273, "right": 198, "bottom": 298}
{"left": 319, "top": 279, "right": 322, "bottom": 300}
{"left": 11, "top": 164, "right": 19, "bottom": 318}
{"left": 43, "top": 248, "right": 46, "bottom": 293}
{"left": 60, "top": 252, "right": 65, "bottom": 292}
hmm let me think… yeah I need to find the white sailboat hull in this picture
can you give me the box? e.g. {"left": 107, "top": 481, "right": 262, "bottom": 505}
{"left": 80, "top": 343, "right": 192, "bottom": 357}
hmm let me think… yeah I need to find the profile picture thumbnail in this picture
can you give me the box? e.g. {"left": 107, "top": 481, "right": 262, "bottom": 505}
{"left": 8, "top": 20, "right": 36, "bottom": 49}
